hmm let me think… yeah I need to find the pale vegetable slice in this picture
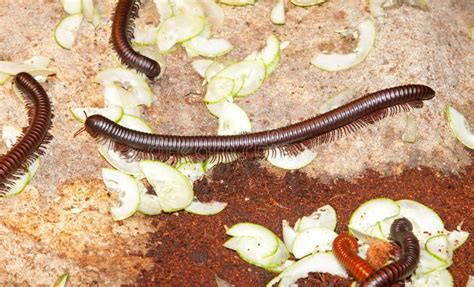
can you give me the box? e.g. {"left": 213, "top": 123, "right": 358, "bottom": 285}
{"left": 447, "top": 229, "right": 469, "bottom": 250}
{"left": 311, "top": 18, "right": 376, "bottom": 71}
{"left": 169, "top": 0, "right": 205, "bottom": 17}
{"left": 60, "top": 0, "right": 82, "bottom": 14}
{"left": 2, "top": 125, "right": 22, "bottom": 149}
{"left": 204, "top": 77, "right": 234, "bottom": 103}
{"left": 291, "top": 227, "right": 338, "bottom": 258}
{"left": 206, "top": 97, "right": 234, "bottom": 118}
{"left": 396, "top": 199, "right": 444, "bottom": 243}
{"left": 219, "top": 0, "right": 256, "bottom": 6}
{"left": 318, "top": 89, "right": 354, "bottom": 114}
{"left": 197, "top": 0, "right": 225, "bottom": 28}
{"left": 82, "top": 0, "right": 94, "bottom": 22}
{"left": 184, "top": 198, "right": 227, "bottom": 215}
{"left": 405, "top": 0, "right": 429, "bottom": 10}
{"left": 133, "top": 26, "right": 159, "bottom": 46}
{"left": 417, "top": 249, "right": 450, "bottom": 275}
{"left": 226, "top": 222, "right": 279, "bottom": 258}
{"left": 406, "top": 269, "right": 453, "bottom": 287}
{"left": 54, "top": 14, "right": 84, "bottom": 50}
{"left": 266, "top": 148, "right": 316, "bottom": 170}
{"left": 445, "top": 105, "right": 474, "bottom": 149}
{"left": 139, "top": 160, "right": 194, "bottom": 212}
{"left": 3, "top": 170, "right": 30, "bottom": 197}
{"left": 368, "top": 0, "right": 397, "bottom": 17}
{"left": 217, "top": 60, "right": 266, "bottom": 97}
{"left": 118, "top": 114, "right": 154, "bottom": 132}
{"left": 260, "top": 35, "right": 281, "bottom": 77}
{"left": 218, "top": 103, "right": 252, "bottom": 135}
{"left": 183, "top": 37, "right": 233, "bottom": 58}
{"left": 138, "top": 188, "right": 162, "bottom": 216}
{"left": 0, "top": 73, "right": 9, "bottom": 84}
{"left": 282, "top": 220, "right": 298, "bottom": 252}
{"left": 296, "top": 204, "right": 337, "bottom": 231}
{"left": 267, "top": 259, "right": 295, "bottom": 273}
{"left": 156, "top": 15, "right": 205, "bottom": 52}
{"left": 154, "top": 0, "right": 173, "bottom": 22}
{"left": 266, "top": 252, "right": 348, "bottom": 287}
{"left": 204, "top": 60, "right": 232, "bottom": 82}
{"left": 425, "top": 234, "right": 452, "bottom": 264}
{"left": 271, "top": 0, "right": 285, "bottom": 25}
{"left": 177, "top": 161, "right": 206, "bottom": 182}
{"left": 69, "top": 107, "right": 123, "bottom": 123}
{"left": 192, "top": 59, "right": 215, "bottom": 78}
{"left": 291, "top": 0, "right": 326, "bottom": 7}
{"left": 102, "top": 168, "right": 140, "bottom": 220}
{"left": 54, "top": 273, "right": 69, "bottom": 287}
{"left": 0, "top": 59, "right": 55, "bottom": 78}
{"left": 348, "top": 198, "right": 399, "bottom": 241}
{"left": 402, "top": 114, "right": 417, "bottom": 143}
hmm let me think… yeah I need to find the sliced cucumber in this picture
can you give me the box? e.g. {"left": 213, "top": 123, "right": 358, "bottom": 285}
{"left": 81, "top": 0, "right": 94, "bottom": 22}
{"left": 154, "top": 0, "right": 173, "bottom": 22}
{"left": 271, "top": 0, "right": 285, "bottom": 25}
{"left": 219, "top": 0, "right": 256, "bottom": 6}
{"left": 206, "top": 97, "right": 234, "bottom": 118}
{"left": 226, "top": 222, "right": 279, "bottom": 258}
{"left": 54, "top": 14, "right": 83, "bottom": 50}
{"left": 291, "top": 227, "right": 338, "bottom": 258}
{"left": 296, "top": 204, "right": 337, "bottom": 231}
{"left": 267, "top": 252, "right": 347, "bottom": 287}
{"left": 0, "top": 61, "right": 55, "bottom": 78}
{"left": 204, "top": 77, "right": 234, "bottom": 103}
{"left": 311, "top": 18, "right": 376, "bottom": 71}
{"left": 217, "top": 103, "right": 252, "bottom": 135}
{"left": 139, "top": 160, "right": 194, "bottom": 212}
{"left": 3, "top": 170, "right": 30, "bottom": 197}
{"left": 102, "top": 168, "right": 140, "bottom": 221}
{"left": 69, "top": 107, "right": 123, "bottom": 123}
{"left": 2, "top": 125, "right": 22, "bottom": 149}
{"left": 216, "top": 60, "right": 266, "bottom": 97}
{"left": 0, "top": 73, "right": 9, "bottom": 84}
{"left": 266, "top": 259, "right": 295, "bottom": 273}
{"left": 192, "top": 59, "right": 215, "bottom": 78}
{"left": 282, "top": 220, "right": 298, "bottom": 252}
{"left": 184, "top": 198, "right": 227, "bottom": 215}
{"left": 118, "top": 114, "right": 154, "bottom": 132}
{"left": 183, "top": 37, "right": 233, "bottom": 58}
{"left": 417, "top": 249, "right": 450, "bottom": 275}
{"left": 425, "top": 234, "right": 452, "bottom": 264}
{"left": 406, "top": 269, "right": 453, "bottom": 287}
{"left": 368, "top": 0, "right": 392, "bottom": 17}
{"left": 138, "top": 191, "right": 162, "bottom": 216}
{"left": 60, "top": 0, "right": 82, "bottom": 14}
{"left": 197, "top": 0, "right": 225, "bottom": 28}
{"left": 156, "top": 15, "right": 205, "bottom": 52}
{"left": 260, "top": 35, "right": 281, "bottom": 77}
{"left": 405, "top": 0, "right": 429, "bottom": 10}
{"left": 318, "top": 89, "right": 354, "bottom": 114}
{"left": 54, "top": 273, "right": 69, "bottom": 287}
{"left": 266, "top": 148, "right": 316, "bottom": 170}
{"left": 169, "top": 0, "right": 205, "bottom": 17}
{"left": 402, "top": 114, "right": 417, "bottom": 143}
{"left": 445, "top": 105, "right": 474, "bottom": 149}
{"left": 205, "top": 60, "right": 232, "bottom": 82}
{"left": 447, "top": 229, "right": 469, "bottom": 250}
{"left": 291, "top": 0, "right": 326, "bottom": 6}
{"left": 176, "top": 161, "right": 206, "bottom": 182}
{"left": 133, "top": 26, "right": 159, "bottom": 46}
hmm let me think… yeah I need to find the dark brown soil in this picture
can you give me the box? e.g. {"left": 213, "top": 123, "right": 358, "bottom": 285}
{"left": 138, "top": 152, "right": 473, "bottom": 287}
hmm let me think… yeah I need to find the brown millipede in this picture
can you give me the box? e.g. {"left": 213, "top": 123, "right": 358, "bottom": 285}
{"left": 0, "top": 72, "right": 53, "bottom": 196}
{"left": 360, "top": 218, "right": 420, "bottom": 287}
{"left": 112, "top": 0, "right": 161, "bottom": 78}
{"left": 83, "top": 84, "right": 435, "bottom": 163}
{"left": 333, "top": 233, "right": 375, "bottom": 282}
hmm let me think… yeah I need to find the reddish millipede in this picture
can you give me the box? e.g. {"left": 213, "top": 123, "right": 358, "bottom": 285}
{"left": 333, "top": 233, "right": 374, "bottom": 281}
{"left": 83, "top": 84, "right": 435, "bottom": 163}
{"left": 112, "top": 0, "right": 161, "bottom": 78}
{"left": 0, "top": 72, "right": 53, "bottom": 196}
{"left": 360, "top": 218, "right": 420, "bottom": 287}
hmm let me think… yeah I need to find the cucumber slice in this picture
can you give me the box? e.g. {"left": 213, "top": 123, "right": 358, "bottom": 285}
{"left": 217, "top": 103, "right": 252, "bottom": 135}
{"left": 69, "top": 107, "right": 123, "bottom": 123}
{"left": 445, "top": 105, "right": 474, "bottom": 149}
{"left": 348, "top": 198, "right": 400, "bottom": 241}
{"left": 266, "top": 148, "right": 316, "bottom": 170}
{"left": 154, "top": 0, "right": 173, "bottom": 22}
{"left": 267, "top": 252, "right": 348, "bottom": 287}
{"left": 407, "top": 269, "right": 453, "bottom": 287}
{"left": 81, "top": 0, "right": 94, "bottom": 22}
{"left": 176, "top": 161, "right": 206, "bottom": 182}
{"left": 219, "top": 0, "right": 256, "bottom": 6}
{"left": 368, "top": 0, "right": 392, "bottom": 17}
{"left": 3, "top": 170, "right": 30, "bottom": 197}
{"left": 311, "top": 18, "right": 376, "bottom": 71}
{"left": 192, "top": 59, "right": 215, "bottom": 78}
{"left": 266, "top": 259, "right": 295, "bottom": 273}
{"left": 397, "top": 199, "right": 445, "bottom": 243}
{"left": 296, "top": 205, "right": 337, "bottom": 231}
{"left": 291, "top": 227, "right": 338, "bottom": 258}
{"left": 169, "top": 0, "right": 205, "bottom": 17}
{"left": 318, "top": 89, "right": 354, "bottom": 114}
{"left": 271, "top": 0, "right": 285, "bottom": 25}
{"left": 54, "top": 14, "right": 83, "bottom": 50}
{"left": 23, "top": 55, "right": 50, "bottom": 67}
{"left": 183, "top": 37, "right": 233, "bottom": 58}
{"left": 156, "top": 15, "right": 205, "bottom": 52}
{"left": 54, "top": 273, "right": 69, "bottom": 287}
{"left": 138, "top": 191, "right": 162, "bottom": 216}
{"left": 405, "top": 0, "right": 429, "bottom": 10}
{"left": 197, "top": 0, "right": 224, "bottom": 28}
{"left": 204, "top": 60, "right": 232, "bottom": 82}
{"left": 184, "top": 198, "right": 227, "bottom": 215}
{"left": 447, "top": 229, "right": 469, "bottom": 250}
{"left": 103, "top": 84, "right": 126, "bottom": 107}
{"left": 0, "top": 73, "right": 9, "bottom": 84}
{"left": 0, "top": 61, "right": 55, "bottom": 77}
{"left": 204, "top": 77, "right": 234, "bottom": 103}
{"left": 402, "top": 114, "right": 417, "bottom": 143}
{"left": 2, "top": 125, "right": 22, "bottom": 149}
{"left": 206, "top": 97, "right": 233, "bottom": 118}
{"left": 425, "top": 234, "right": 452, "bottom": 264}
{"left": 282, "top": 220, "right": 298, "bottom": 252}
{"left": 139, "top": 160, "right": 194, "bottom": 212}
{"left": 226, "top": 222, "right": 279, "bottom": 258}
{"left": 260, "top": 35, "right": 281, "bottom": 77}
{"left": 133, "top": 26, "right": 159, "bottom": 46}
{"left": 417, "top": 249, "right": 450, "bottom": 275}
{"left": 291, "top": 0, "right": 326, "bottom": 7}
{"left": 60, "top": 0, "right": 82, "bottom": 14}
{"left": 102, "top": 168, "right": 141, "bottom": 220}
{"left": 216, "top": 60, "right": 266, "bottom": 97}
{"left": 118, "top": 114, "right": 154, "bottom": 132}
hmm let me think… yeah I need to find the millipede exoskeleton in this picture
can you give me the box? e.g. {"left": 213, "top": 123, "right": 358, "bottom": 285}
{"left": 83, "top": 84, "right": 435, "bottom": 163}
{"left": 360, "top": 218, "right": 420, "bottom": 287}
{"left": 0, "top": 72, "right": 53, "bottom": 196}
{"left": 112, "top": 0, "right": 161, "bottom": 78}
{"left": 333, "top": 233, "right": 375, "bottom": 282}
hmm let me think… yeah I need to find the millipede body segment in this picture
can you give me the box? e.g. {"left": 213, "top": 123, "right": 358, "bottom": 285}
{"left": 360, "top": 218, "right": 420, "bottom": 287}
{"left": 333, "top": 233, "right": 375, "bottom": 282}
{"left": 84, "top": 84, "right": 435, "bottom": 162}
{"left": 112, "top": 0, "right": 161, "bottom": 78}
{"left": 0, "top": 72, "right": 53, "bottom": 196}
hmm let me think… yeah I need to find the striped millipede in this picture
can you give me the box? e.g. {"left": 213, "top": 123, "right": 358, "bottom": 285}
{"left": 333, "top": 233, "right": 374, "bottom": 282}
{"left": 360, "top": 218, "right": 420, "bottom": 287}
{"left": 83, "top": 84, "right": 435, "bottom": 163}
{"left": 112, "top": 0, "right": 161, "bottom": 78}
{"left": 0, "top": 72, "right": 53, "bottom": 196}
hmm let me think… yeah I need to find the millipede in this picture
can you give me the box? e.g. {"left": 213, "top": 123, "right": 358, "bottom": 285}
{"left": 112, "top": 0, "right": 161, "bottom": 78}
{"left": 333, "top": 233, "right": 375, "bottom": 282}
{"left": 82, "top": 84, "right": 435, "bottom": 163}
{"left": 0, "top": 72, "right": 53, "bottom": 196}
{"left": 360, "top": 218, "right": 420, "bottom": 287}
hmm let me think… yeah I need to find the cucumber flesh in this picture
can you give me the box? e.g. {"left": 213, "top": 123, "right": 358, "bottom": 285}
{"left": 176, "top": 161, "right": 206, "bottom": 182}
{"left": 406, "top": 269, "right": 453, "bottom": 287}
{"left": 226, "top": 222, "right": 279, "bottom": 258}
{"left": 169, "top": 0, "right": 205, "bottom": 17}
{"left": 192, "top": 59, "right": 215, "bottom": 78}
{"left": 156, "top": 15, "right": 205, "bottom": 52}
{"left": 282, "top": 220, "right": 297, "bottom": 253}
{"left": 154, "top": 0, "right": 173, "bottom": 22}
{"left": 101, "top": 168, "right": 140, "bottom": 221}
{"left": 266, "top": 148, "right": 316, "bottom": 170}
{"left": 197, "top": 0, "right": 224, "bottom": 28}
{"left": 219, "top": 0, "right": 256, "bottom": 6}
{"left": 184, "top": 198, "right": 227, "bottom": 215}
{"left": 138, "top": 190, "right": 162, "bottom": 216}
{"left": 216, "top": 60, "right": 266, "bottom": 97}
{"left": 445, "top": 105, "right": 474, "bottom": 149}
{"left": 291, "top": 0, "right": 327, "bottom": 7}
{"left": 81, "top": 0, "right": 94, "bottom": 22}
{"left": 296, "top": 204, "right": 337, "bottom": 231}
{"left": 69, "top": 107, "right": 123, "bottom": 123}
{"left": 270, "top": 0, "right": 285, "bottom": 25}
{"left": 53, "top": 273, "right": 69, "bottom": 287}
{"left": 183, "top": 37, "right": 233, "bottom": 58}
{"left": 204, "top": 77, "right": 234, "bottom": 103}
{"left": 318, "top": 89, "right": 354, "bottom": 114}
{"left": 217, "top": 103, "right": 252, "bottom": 135}
{"left": 291, "top": 227, "right": 338, "bottom": 258}
{"left": 447, "top": 229, "right": 469, "bottom": 250}
{"left": 54, "top": 14, "right": 83, "bottom": 50}
{"left": 60, "top": 0, "right": 82, "bottom": 14}
{"left": 424, "top": 234, "right": 452, "bottom": 264}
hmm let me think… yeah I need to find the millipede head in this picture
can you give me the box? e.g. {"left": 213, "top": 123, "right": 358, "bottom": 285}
{"left": 84, "top": 114, "right": 110, "bottom": 136}
{"left": 391, "top": 217, "right": 413, "bottom": 235}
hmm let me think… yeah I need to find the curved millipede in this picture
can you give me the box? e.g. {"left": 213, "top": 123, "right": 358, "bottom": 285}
{"left": 0, "top": 72, "right": 53, "bottom": 196}
{"left": 112, "top": 0, "right": 161, "bottom": 78}
{"left": 333, "top": 233, "right": 375, "bottom": 282}
{"left": 360, "top": 218, "right": 420, "bottom": 287}
{"left": 83, "top": 84, "right": 435, "bottom": 163}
